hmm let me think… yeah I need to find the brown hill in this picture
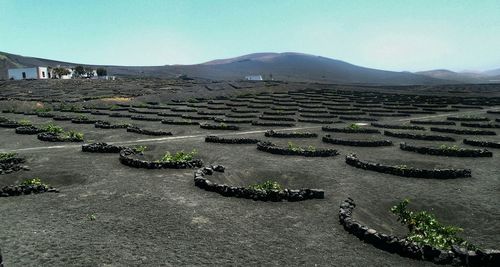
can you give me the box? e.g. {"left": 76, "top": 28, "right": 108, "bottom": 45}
{"left": 1, "top": 51, "right": 447, "bottom": 85}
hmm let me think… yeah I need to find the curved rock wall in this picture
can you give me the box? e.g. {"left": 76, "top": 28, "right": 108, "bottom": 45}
{"left": 194, "top": 165, "right": 324, "bottom": 202}
{"left": 345, "top": 154, "right": 471, "bottom": 179}
{"left": 257, "top": 141, "right": 338, "bottom": 157}
{"left": 339, "top": 198, "right": 500, "bottom": 266}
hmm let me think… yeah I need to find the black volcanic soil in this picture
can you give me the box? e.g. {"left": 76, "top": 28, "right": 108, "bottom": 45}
{"left": 0, "top": 79, "right": 499, "bottom": 266}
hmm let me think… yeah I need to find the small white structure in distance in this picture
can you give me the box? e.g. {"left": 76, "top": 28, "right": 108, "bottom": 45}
{"left": 8, "top": 67, "right": 50, "bottom": 80}
{"left": 245, "top": 75, "right": 263, "bottom": 81}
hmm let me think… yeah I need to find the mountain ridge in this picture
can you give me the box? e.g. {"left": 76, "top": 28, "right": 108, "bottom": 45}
{"left": 0, "top": 50, "right": 487, "bottom": 84}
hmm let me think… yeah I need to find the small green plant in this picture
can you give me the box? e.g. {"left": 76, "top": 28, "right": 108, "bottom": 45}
{"left": 395, "top": 164, "right": 408, "bottom": 170}
{"left": 347, "top": 123, "right": 361, "bottom": 130}
{"left": 306, "top": 145, "right": 316, "bottom": 152}
{"left": 287, "top": 141, "right": 302, "bottom": 152}
{"left": 64, "top": 130, "right": 84, "bottom": 141}
{"left": 88, "top": 214, "right": 96, "bottom": 221}
{"left": 248, "top": 180, "right": 283, "bottom": 192}
{"left": 20, "top": 177, "right": 47, "bottom": 187}
{"left": 43, "top": 123, "right": 64, "bottom": 134}
{"left": 133, "top": 145, "right": 147, "bottom": 153}
{"left": 110, "top": 105, "right": 120, "bottom": 110}
{"left": 158, "top": 149, "right": 197, "bottom": 163}
{"left": 391, "top": 199, "right": 476, "bottom": 250}
{"left": 18, "top": 119, "right": 31, "bottom": 126}
{"left": 77, "top": 115, "right": 89, "bottom": 120}
{"left": 0, "top": 152, "right": 16, "bottom": 161}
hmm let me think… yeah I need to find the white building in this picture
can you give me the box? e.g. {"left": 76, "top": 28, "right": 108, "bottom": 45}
{"left": 54, "top": 67, "right": 75, "bottom": 79}
{"left": 245, "top": 75, "right": 263, "bottom": 81}
{"left": 8, "top": 67, "right": 50, "bottom": 80}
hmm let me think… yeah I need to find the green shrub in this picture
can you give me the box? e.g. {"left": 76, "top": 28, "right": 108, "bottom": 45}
{"left": 287, "top": 142, "right": 315, "bottom": 152}
{"left": 77, "top": 115, "right": 89, "bottom": 120}
{"left": 43, "top": 123, "right": 64, "bottom": 134}
{"left": 347, "top": 123, "right": 361, "bottom": 130}
{"left": 395, "top": 164, "right": 408, "bottom": 170}
{"left": 110, "top": 105, "right": 120, "bottom": 110}
{"left": 20, "top": 177, "right": 47, "bottom": 187}
{"left": 248, "top": 180, "right": 283, "bottom": 192}
{"left": 391, "top": 199, "right": 476, "bottom": 250}
{"left": 287, "top": 141, "right": 301, "bottom": 151}
{"left": 158, "top": 149, "right": 197, "bottom": 163}
{"left": 64, "top": 130, "right": 84, "bottom": 141}
{"left": 133, "top": 145, "right": 147, "bottom": 153}
{"left": 0, "top": 152, "right": 16, "bottom": 161}
{"left": 18, "top": 119, "right": 31, "bottom": 126}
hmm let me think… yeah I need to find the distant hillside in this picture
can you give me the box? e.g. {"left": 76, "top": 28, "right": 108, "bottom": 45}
{"left": 0, "top": 51, "right": 448, "bottom": 85}
{"left": 0, "top": 51, "right": 83, "bottom": 79}
{"left": 416, "top": 68, "right": 500, "bottom": 83}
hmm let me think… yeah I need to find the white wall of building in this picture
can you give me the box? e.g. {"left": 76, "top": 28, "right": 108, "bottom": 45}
{"left": 8, "top": 67, "right": 49, "bottom": 80}
{"left": 245, "top": 75, "right": 263, "bottom": 81}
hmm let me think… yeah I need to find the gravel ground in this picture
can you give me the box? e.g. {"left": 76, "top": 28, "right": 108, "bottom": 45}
{"left": 0, "top": 79, "right": 499, "bottom": 266}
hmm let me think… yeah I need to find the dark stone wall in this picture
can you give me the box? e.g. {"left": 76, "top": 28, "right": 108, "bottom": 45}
{"left": 257, "top": 142, "right": 338, "bottom": 157}
{"left": 126, "top": 126, "right": 172, "bottom": 136}
{"left": 400, "top": 143, "right": 492, "bottom": 157}
{"left": 205, "top": 135, "right": 260, "bottom": 144}
{"left": 264, "top": 130, "right": 317, "bottom": 138}
{"left": 194, "top": 165, "right": 324, "bottom": 202}
{"left": 345, "top": 154, "right": 471, "bottom": 179}
{"left": 430, "top": 127, "right": 496, "bottom": 136}
{"left": 384, "top": 130, "right": 456, "bottom": 141}
{"left": 339, "top": 198, "right": 500, "bottom": 266}
{"left": 322, "top": 126, "right": 380, "bottom": 134}
{"left": 119, "top": 148, "right": 203, "bottom": 169}
{"left": 463, "top": 139, "right": 500, "bottom": 149}
{"left": 322, "top": 135, "right": 393, "bottom": 147}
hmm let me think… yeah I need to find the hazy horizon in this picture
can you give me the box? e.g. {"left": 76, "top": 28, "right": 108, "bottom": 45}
{"left": 1, "top": 0, "right": 499, "bottom": 72}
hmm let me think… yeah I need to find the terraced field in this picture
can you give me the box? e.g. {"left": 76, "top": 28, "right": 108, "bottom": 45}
{"left": 0, "top": 79, "right": 499, "bottom": 266}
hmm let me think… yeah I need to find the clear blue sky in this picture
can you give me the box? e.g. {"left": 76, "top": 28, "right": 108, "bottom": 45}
{"left": 1, "top": 0, "right": 499, "bottom": 72}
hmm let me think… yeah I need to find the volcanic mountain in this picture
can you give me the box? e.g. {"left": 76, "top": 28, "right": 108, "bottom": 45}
{"left": 0, "top": 51, "right": 454, "bottom": 84}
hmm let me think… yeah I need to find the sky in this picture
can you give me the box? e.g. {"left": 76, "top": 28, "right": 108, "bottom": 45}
{"left": 1, "top": 0, "right": 499, "bottom": 72}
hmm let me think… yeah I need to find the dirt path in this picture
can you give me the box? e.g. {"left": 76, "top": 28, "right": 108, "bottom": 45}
{"left": 3, "top": 106, "right": 498, "bottom": 153}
